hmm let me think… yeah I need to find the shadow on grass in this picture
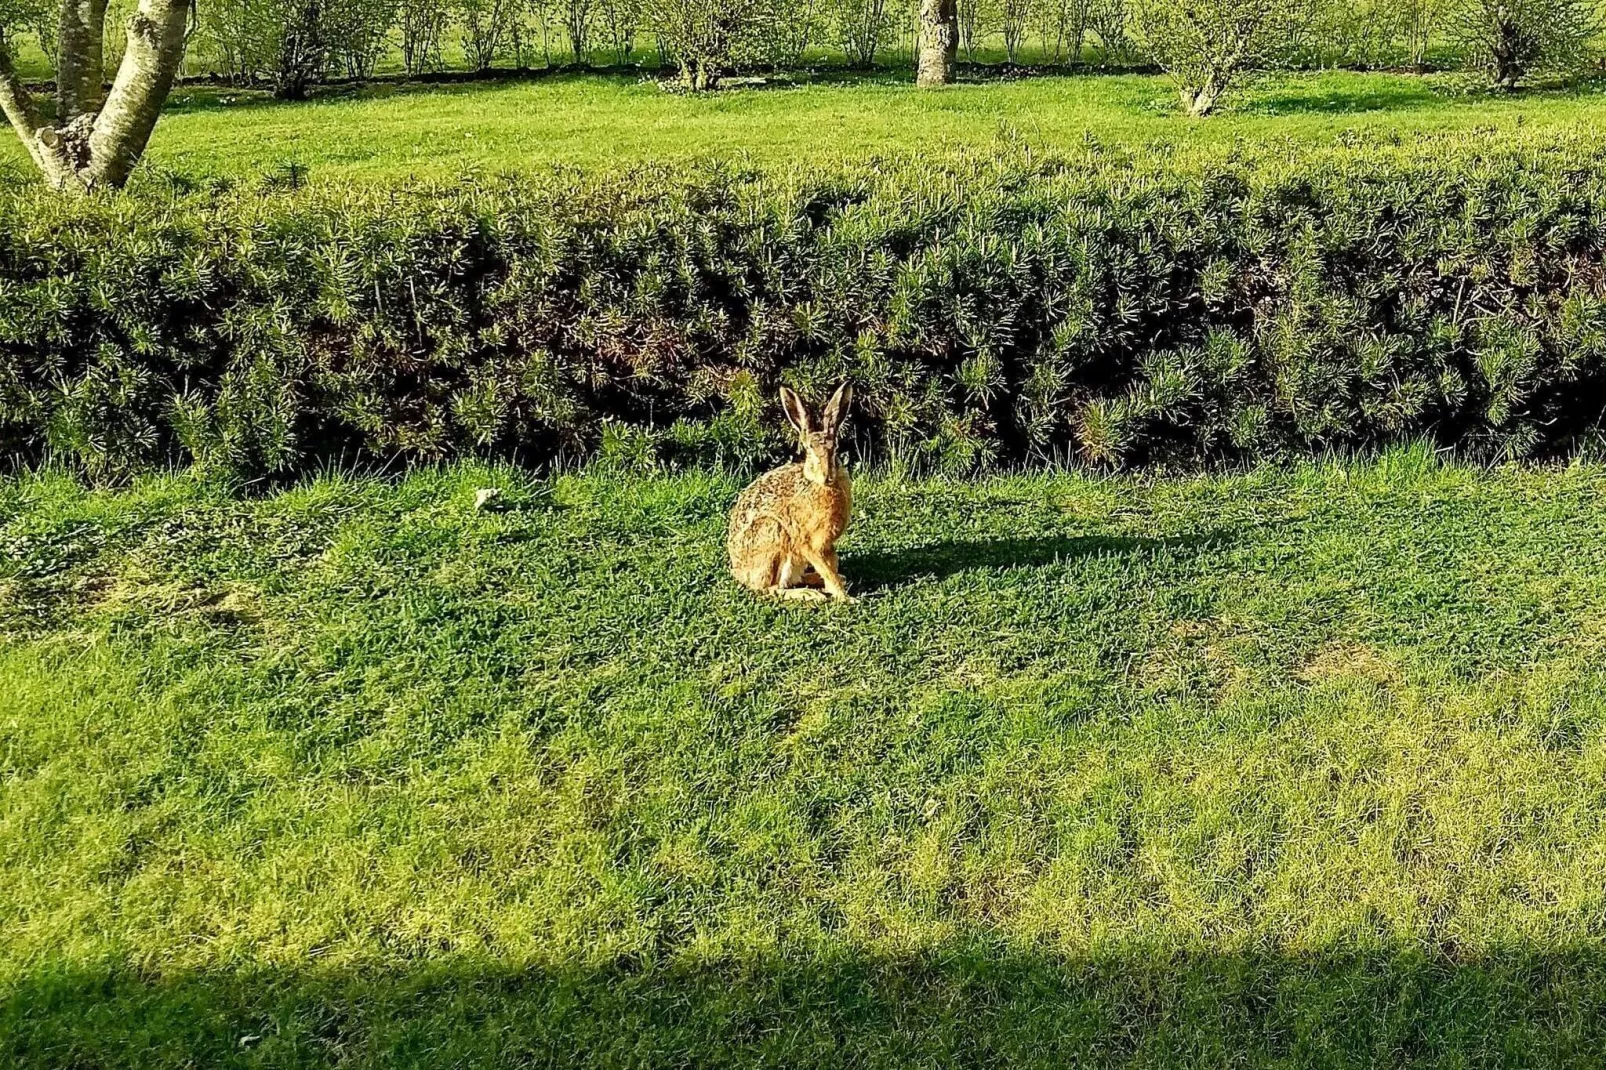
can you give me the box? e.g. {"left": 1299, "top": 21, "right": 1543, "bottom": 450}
{"left": 848, "top": 530, "right": 1234, "bottom": 592}
{"left": 6, "top": 945, "right": 1605, "bottom": 1067}
{"left": 1241, "top": 82, "right": 1446, "bottom": 116}
{"left": 146, "top": 60, "right": 1165, "bottom": 116}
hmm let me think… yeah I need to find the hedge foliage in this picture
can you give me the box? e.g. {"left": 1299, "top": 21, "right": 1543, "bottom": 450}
{"left": 4, "top": 132, "right": 1606, "bottom": 476}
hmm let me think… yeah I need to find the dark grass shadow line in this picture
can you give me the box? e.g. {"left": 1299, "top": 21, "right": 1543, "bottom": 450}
{"left": 846, "top": 529, "right": 1239, "bottom": 593}
{"left": 6, "top": 946, "right": 1606, "bottom": 1068}
{"left": 1238, "top": 85, "right": 1446, "bottom": 116}
{"left": 144, "top": 59, "right": 1169, "bottom": 113}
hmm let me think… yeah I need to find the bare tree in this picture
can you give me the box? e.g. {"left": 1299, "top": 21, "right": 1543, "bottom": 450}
{"left": 1450, "top": 0, "right": 1597, "bottom": 89}
{"left": 1086, "top": 0, "right": 1130, "bottom": 60}
{"left": 917, "top": 0, "right": 956, "bottom": 82}
{"left": 0, "top": 0, "right": 190, "bottom": 192}
{"left": 1135, "top": 0, "right": 1307, "bottom": 115}
{"left": 833, "top": 0, "right": 893, "bottom": 68}
{"left": 398, "top": 0, "right": 452, "bottom": 73}
{"left": 1035, "top": 0, "right": 1090, "bottom": 64}
{"left": 999, "top": 0, "right": 1030, "bottom": 62}
{"left": 459, "top": 0, "right": 515, "bottom": 70}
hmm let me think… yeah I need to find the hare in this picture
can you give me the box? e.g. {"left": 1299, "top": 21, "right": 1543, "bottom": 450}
{"left": 728, "top": 383, "right": 856, "bottom": 603}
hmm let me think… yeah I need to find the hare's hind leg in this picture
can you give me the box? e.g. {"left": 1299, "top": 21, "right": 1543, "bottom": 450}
{"left": 774, "top": 586, "right": 828, "bottom": 602}
{"left": 731, "top": 548, "right": 780, "bottom": 594}
{"left": 733, "top": 548, "right": 820, "bottom": 600}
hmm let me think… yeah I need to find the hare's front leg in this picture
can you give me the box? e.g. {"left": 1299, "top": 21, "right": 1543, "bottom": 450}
{"left": 804, "top": 546, "right": 853, "bottom": 602}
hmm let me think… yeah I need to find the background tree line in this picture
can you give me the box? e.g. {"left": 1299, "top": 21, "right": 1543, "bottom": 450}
{"left": 5, "top": 0, "right": 1599, "bottom": 99}
{"left": 1, "top": 0, "right": 1599, "bottom": 193}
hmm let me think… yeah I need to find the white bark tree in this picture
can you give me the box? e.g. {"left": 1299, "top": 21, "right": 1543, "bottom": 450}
{"left": 0, "top": 0, "right": 190, "bottom": 192}
{"left": 917, "top": 0, "right": 956, "bottom": 85}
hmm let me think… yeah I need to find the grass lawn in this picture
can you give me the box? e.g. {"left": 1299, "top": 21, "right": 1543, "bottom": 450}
{"left": 4, "top": 448, "right": 1606, "bottom": 1065}
{"left": 6, "top": 69, "right": 1606, "bottom": 183}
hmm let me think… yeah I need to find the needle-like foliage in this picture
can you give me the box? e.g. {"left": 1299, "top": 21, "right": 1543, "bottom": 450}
{"left": 4, "top": 132, "right": 1606, "bottom": 476}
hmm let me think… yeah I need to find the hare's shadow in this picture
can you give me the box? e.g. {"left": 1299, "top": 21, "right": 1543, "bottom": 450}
{"left": 846, "top": 530, "right": 1236, "bottom": 593}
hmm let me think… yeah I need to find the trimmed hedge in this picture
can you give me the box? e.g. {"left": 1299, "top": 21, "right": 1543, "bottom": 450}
{"left": 4, "top": 133, "right": 1606, "bottom": 475}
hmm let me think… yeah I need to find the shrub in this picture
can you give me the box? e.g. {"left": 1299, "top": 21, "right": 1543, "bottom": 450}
{"left": 1034, "top": 0, "right": 1091, "bottom": 64}
{"left": 4, "top": 134, "right": 1606, "bottom": 477}
{"left": 559, "top": 0, "right": 593, "bottom": 62}
{"left": 458, "top": 0, "right": 520, "bottom": 71}
{"left": 595, "top": 0, "right": 641, "bottom": 64}
{"left": 200, "top": 0, "right": 395, "bottom": 95}
{"left": 1398, "top": 0, "right": 1451, "bottom": 69}
{"left": 398, "top": 0, "right": 453, "bottom": 72}
{"left": 1086, "top": 0, "right": 1132, "bottom": 60}
{"left": 1134, "top": 0, "right": 1314, "bottom": 115}
{"left": 325, "top": 0, "right": 401, "bottom": 79}
{"left": 832, "top": 0, "right": 896, "bottom": 69}
{"left": 641, "top": 0, "right": 771, "bottom": 88}
{"left": 1449, "top": 0, "right": 1599, "bottom": 89}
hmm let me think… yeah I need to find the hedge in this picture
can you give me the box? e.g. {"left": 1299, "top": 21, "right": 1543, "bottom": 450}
{"left": 4, "top": 132, "right": 1606, "bottom": 476}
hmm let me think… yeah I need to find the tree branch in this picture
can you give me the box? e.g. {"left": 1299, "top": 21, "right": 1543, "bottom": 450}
{"left": 57, "top": 0, "right": 112, "bottom": 124}
{"left": 0, "top": 43, "right": 56, "bottom": 178}
{"left": 0, "top": 43, "right": 42, "bottom": 142}
{"left": 2, "top": 48, "right": 86, "bottom": 191}
{"left": 86, "top": 0, "right": 191, "bottom": 189}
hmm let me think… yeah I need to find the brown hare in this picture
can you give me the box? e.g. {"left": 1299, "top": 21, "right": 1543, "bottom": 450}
{"left": 728, "top": 383, "right": 856, "bottom": 603}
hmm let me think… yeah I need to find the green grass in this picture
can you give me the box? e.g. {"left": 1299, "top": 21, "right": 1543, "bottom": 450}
{"left": 5, "top": 448, "right": 1606, "bottom": 1065}
{"left": 7, "top": 68, "right": 1606, "bottom": 183}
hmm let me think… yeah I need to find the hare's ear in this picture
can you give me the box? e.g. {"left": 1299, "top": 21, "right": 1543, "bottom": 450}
{"left": 821, "top": 382, "right": 853, "bottom": 435}
{"left": 780, "top": 386, "right": 812, "bottom": 435}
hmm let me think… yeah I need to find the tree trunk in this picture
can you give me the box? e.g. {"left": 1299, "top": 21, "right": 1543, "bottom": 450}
{"left": 917, "top": 0, "right": 957, "bottom": 87}
{"left": 1491, "top": 5, "right": 1522, "bottom": 90}
{"left": 1181, "top": 72, "right": 1224, "bottom": 117}
{"left": 0, "top": 0, "right": 192, "bottom": 193}
{"left": 57, "top": 0, "right": 110, "bottom": 121}
{"left": 86, "top": 1, "right": 193, "bottom": 188}
{"left": 276, "top": 1, "right": 326, "bottom": 101}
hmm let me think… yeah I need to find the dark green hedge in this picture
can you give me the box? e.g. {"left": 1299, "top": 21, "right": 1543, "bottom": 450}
{"left": 5, "top": 134, "right": 1606, "bottom": 475}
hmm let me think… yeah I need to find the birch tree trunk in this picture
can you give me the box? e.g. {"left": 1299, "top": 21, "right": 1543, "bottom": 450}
{"left": 57, "top": 0, "right": 110, "bottom": 121}
{"left": 917, "top": 0, "right": 957, "bottom": 86}
{"left": 0, "top": 0, "right": 191, "bottom": 194}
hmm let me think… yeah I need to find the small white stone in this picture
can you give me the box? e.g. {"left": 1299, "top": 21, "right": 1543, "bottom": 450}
{"left": 474, "top": 488, "right": 503, "bottom": 511}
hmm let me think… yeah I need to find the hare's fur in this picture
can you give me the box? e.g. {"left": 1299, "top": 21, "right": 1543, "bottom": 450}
{"left": 728, "top": 384, "right": 855, "bottom": 602}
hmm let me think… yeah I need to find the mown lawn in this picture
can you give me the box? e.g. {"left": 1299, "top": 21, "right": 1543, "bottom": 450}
{"left": 3, "top": 449, "right": 1606, "bottom": 1066}
{"left": 6, "top": 69, "right": 1606, "bottom": 183}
